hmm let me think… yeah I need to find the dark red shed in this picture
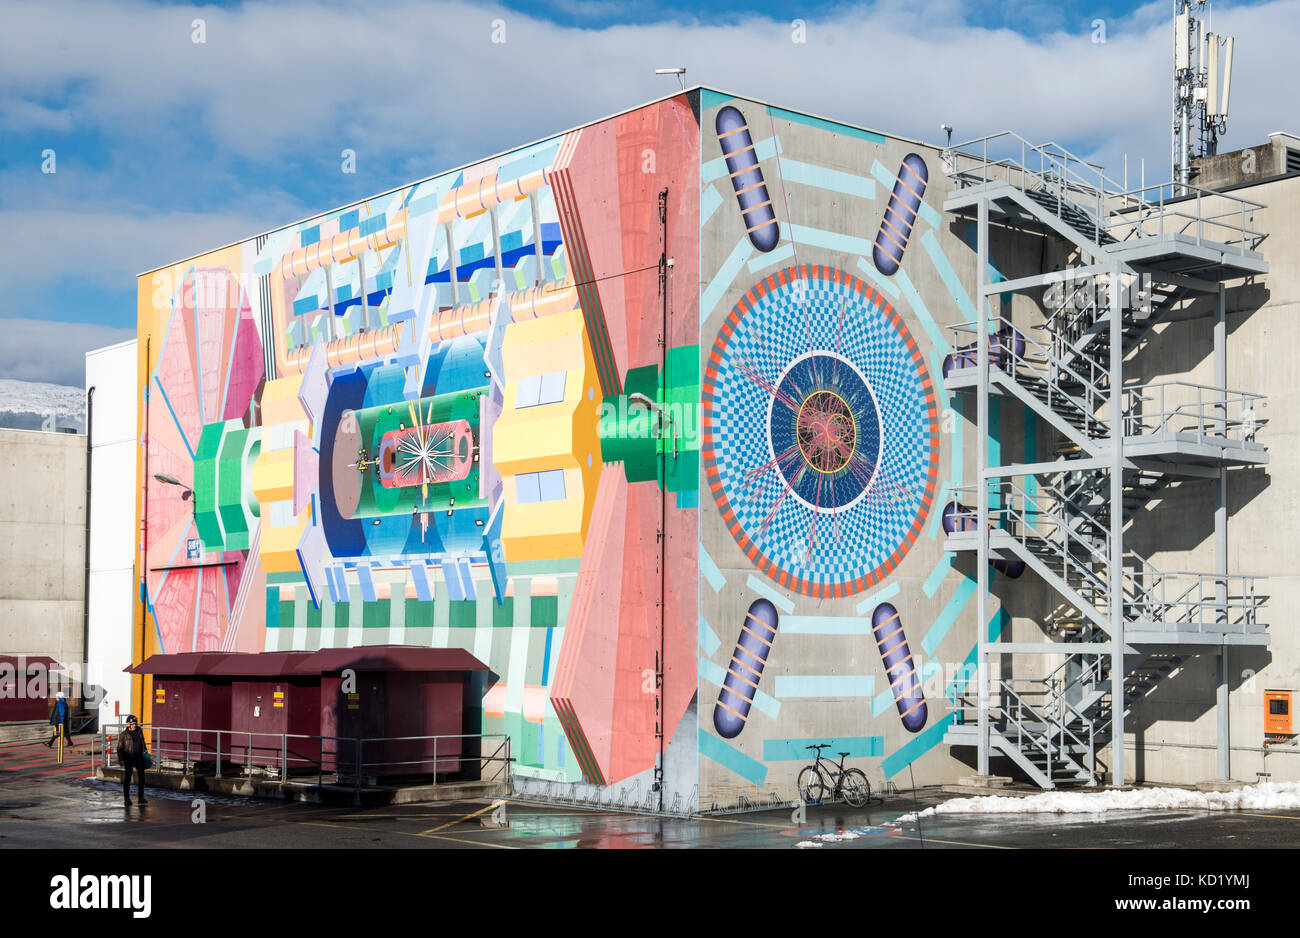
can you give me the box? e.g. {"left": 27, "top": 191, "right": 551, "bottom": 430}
{"left": 127, "top": 653, "right": 233, "bottom": 764}
{"left": 301, "top": 645, "right": 490, "bottom": 780}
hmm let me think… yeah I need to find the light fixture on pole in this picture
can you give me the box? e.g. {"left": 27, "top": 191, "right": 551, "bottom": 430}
{"left": 654, "top": 67, "right": 687, "bottom": 90}
{"left": 153, "top": 472, "right": 193, "bottom": 501}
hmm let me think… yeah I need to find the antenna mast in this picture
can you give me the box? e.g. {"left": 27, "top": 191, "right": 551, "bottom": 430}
{"left": 1173, "top": 0, "right": 1233, "bottom": 190}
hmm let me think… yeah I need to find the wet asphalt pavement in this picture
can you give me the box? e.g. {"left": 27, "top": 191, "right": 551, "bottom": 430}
{"left": 4, "top": 736, "right": 1300, "bottom": 849}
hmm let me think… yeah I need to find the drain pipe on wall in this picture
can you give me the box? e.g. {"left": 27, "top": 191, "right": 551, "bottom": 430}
{"left": 82, "top": 385, "right": 94, "bottom": 711}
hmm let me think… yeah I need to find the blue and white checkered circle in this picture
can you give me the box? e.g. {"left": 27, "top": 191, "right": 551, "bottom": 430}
{"left": 706, "top": 272, "right": 935, "bottom": 593}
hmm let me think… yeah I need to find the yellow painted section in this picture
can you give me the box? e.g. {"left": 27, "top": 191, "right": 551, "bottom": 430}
{"left": 261, "top": 508, "right": 310, "bottom": 574}
{"left": 252, "top": 446, "right": 296, "bottom": 503}
{"left": 261, "top": 376, "right": 308, "bottom": 427}
{"left": 493, "top": 309, "right": 604, "bottom": 560}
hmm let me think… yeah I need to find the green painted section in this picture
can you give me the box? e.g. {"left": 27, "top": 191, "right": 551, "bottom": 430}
{"left": 448, "top": 600, "right": 476, "bottom": 629}
{"left": 216, "top": 425, "right": 256, "bottom": 550}
{"left": 493, "top": 597, "right": 514, "bottom": 629}
{"left": 405, "top": 597, "right": 434, "bottom": 630}
{"left": 349, "top": 387, "right": 488, "bottom": 518}
{"left": 530, "top": 595, "right": 558, "bottom": 629}
{"left": 276, "top": 599, "right": 294, "bottom": 630}
{"left": 192, "top": 421, "right": 226, "bottom": 549}
{"left": 363, "top": 599, "right": 390, "bottom": 629}
{"left": 504, "top": 558, "right": 582, "bottom": 576}
{"left": 597, "top": 345, "right": 700, "bottom": 495}
{"left": 305, "top": 598, "right": 322, "bottom": 630}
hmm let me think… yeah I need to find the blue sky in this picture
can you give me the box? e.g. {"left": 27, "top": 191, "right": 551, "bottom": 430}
{"left": 0, "top": 0, "right": 1290, "bottom": 385}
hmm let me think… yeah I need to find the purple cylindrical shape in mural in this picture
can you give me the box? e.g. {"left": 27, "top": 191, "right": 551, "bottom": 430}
{"left": 872, "top": 601, "right": 927, "bottom": 733}
{"left": 941, "top": 327, "right": 1026, "bottom": 378}
{"left": 714, "top": 598, "right": 779, "bottom": 739}
{"left": 872, "top": 153, "right": 929, "bottom": 276}
{"left": 941, "top": 501, "right": 1026, "bottom": 578}
{"left": 716, "top": 106, "right": 780, "bottom": 253}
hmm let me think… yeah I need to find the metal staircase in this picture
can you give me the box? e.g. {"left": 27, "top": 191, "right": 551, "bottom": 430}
{"left": 938, "top": 133, "right": 1269, "bottom": 788}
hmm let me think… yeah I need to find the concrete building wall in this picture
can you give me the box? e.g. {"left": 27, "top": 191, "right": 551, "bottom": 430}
{"left": 1119, "top": 174, "right": 1300, "bottom": 785}
{"left": 0, "top": 427, "right": 87, "bottom": 672}
{"left": 86, "top": 340, "right": 139, "bottom": 723}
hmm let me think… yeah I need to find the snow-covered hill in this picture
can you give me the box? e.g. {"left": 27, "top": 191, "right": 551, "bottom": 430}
{"left": 0, "top": 378, "right": 86, "bottom": 433}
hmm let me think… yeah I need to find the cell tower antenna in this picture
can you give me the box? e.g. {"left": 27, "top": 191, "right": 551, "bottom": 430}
{"left": 1173, "top": 0, "right": 1233, "bottom": 191}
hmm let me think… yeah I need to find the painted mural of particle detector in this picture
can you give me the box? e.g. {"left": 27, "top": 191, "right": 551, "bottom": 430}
{"left": 872, "top": 602, "right": 927, "bottom": 733}
{"left": 872, "top": 154, "right": 929, "bottom": 277}
{"left": 713, "top": 598, "right": 779, "bottom": 739}
{"left": 715, "top": 105, "right": 780, "bottom": 252}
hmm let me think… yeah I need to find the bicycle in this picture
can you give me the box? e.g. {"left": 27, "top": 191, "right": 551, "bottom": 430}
{"left": 797, "top": 744, "right": 871, "bottom": 808}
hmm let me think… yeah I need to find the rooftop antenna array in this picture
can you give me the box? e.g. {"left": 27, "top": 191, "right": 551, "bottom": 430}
{"left": 1173, "top": 0, "right": 1234, "bottom": 190}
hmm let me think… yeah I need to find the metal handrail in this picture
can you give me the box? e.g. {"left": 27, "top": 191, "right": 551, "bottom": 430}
{"left": 99, "top": 723, "right": 513, "bottom": 792}
{"left": 1121, "top": 381, "right": 1265, "bottom": 443}
{"left": 945, "top": 482, "right": 1265, "bottom": 630}
{"left": 945, "top": 131, "right": 1264, "bottom": 253}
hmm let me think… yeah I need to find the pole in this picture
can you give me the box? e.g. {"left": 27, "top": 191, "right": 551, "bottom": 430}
{"left": 976, "top": 196, "right": 990, "bottom": 777}
{"left": 1109, "top": 265, "right": 1125, "bottom": 787}
{"left": 1214, "top": 283, "right": 1230, "bottom": 780}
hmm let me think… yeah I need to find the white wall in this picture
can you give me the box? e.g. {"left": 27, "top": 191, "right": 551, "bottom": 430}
{"left": 85, "top": 340, "right": 137, "bottom": 725}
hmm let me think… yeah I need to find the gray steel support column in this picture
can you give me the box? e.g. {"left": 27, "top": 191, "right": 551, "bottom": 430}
{"left": 1215, "top": 283, "right": 1230, "bottom": 779}
{"left": 976, "top": 197, "right": 990, "bottom": 777}
{"left": 1109, "top": 265, "right": 1125, "bottom": 787}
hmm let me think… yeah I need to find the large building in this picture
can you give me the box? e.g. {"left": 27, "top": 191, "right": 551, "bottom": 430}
{"left": 117, "top": 87, "right": 1300, "bottom": 812}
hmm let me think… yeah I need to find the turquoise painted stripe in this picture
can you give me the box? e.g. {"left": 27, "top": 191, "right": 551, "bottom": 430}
{"left": 881, "top": 713, "right": 955, "bottom": 778}
{"left": 788, "top": 223, "right": 872, "bottom": 258}
{"left": 763, "top": 735, "right": 884, "bottom": 761}
{"left": 700, "top": 184, "right": 724, "bottom": 225}
{"left": 852, "top": 581, "right": 901, "bottom": 615}
{"left": 781, "top": 616, "right": 870, "bottom": 636}
{"left": 745, "top": 575, "right": 795, "bottom": 614}
{"left": 774, "top": 158, "right": 875, "bottom": 199}
{"left": 700, "top": 89, "right": 735, "bottom": 111}
{"left": 1025, "top": 411, "right": 1039, "bottom": 525}
{"left": 768, "top": 106, "right": 886, "bottom": 145}
{"left": 989, "top": 396, "right": 1002, "bottom": 511}
{"left": 773, "top": 675, "right": 874, "bottom": 697}
{"left": 920, "top": 229, "right": 978, "bottom": 323}
{"left": 927, "top": 482, "right": 950, "bottom": 540}
{"left": 699, "top": 613, "right": 722, "bottom": 657}
{"left": 701, "top": 238, "right": 754, "bottom": 317}
{"left": 698, "top": 728, "right": 768, "bottom": 786}
{"left": 747, "top": 241, "right": 795, "bottom": 273}
{"left": 896, "top": 268, "right": 951, "bottom": 355}
{"left": 871, "top": 685, "right": 895, "bottom": 717}
{"left": 922, "top": 553, "right": 954, "bottom": 598}
{"left": 698, "top": 657, "right": 780, "bottom": 719}
{"left": 917, "top": 199, "right": 943, "bottom": 231}
{"left": 698, "top": 545, "right": 726, "bottom": 593}
{"left": 869, "top": 159, "right": 898, "bottom": 191}
{"left": 945, "top": 607, "right": 1009, "bottom": 699}
{"left": 854, "top": 255, "right": 901, "bottom": 299}
{"left": 921, "top": 576, "right": 976, "bottom": 656}
{"left": 702, "top": 135, "right": 782, "bottom": 183}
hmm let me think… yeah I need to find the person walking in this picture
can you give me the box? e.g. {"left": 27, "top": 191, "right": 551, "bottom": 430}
{"left": 117, "top": 715, "right": 149, "bottom": 806}
{"left": 45, "top": 692, "right": 75, "bottom": 748}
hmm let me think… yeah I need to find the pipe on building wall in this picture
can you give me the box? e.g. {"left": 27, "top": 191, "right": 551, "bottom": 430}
{"left": 82, "top": 385, "right": 93, "bottom": 710}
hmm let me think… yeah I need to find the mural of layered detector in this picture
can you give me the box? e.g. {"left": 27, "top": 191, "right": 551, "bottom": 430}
{"left": 141, "top": 97, "right": 702, "bottom": 793}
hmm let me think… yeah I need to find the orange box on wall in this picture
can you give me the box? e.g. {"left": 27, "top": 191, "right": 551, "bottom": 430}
{"left": 1265, "top": 689, "right": 1293, "bottom": 735}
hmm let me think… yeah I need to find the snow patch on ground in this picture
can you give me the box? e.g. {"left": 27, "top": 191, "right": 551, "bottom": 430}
{"left": 896, "top": 781, "right": 1300, "bottom": 822}
{"left": 794, "top": 840, "right": 823, "bottom": 848}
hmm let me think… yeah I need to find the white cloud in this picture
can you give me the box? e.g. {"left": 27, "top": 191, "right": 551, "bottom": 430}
{"left": 0, "top": 318, "right": 134, "bottom": 386}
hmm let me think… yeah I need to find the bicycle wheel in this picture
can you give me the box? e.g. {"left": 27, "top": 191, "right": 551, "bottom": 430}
{"left": 797, "top": 765, "right": 827, "bottom": 806}
{"left": 841, "top": 769, "right": 870, "bottom": 808}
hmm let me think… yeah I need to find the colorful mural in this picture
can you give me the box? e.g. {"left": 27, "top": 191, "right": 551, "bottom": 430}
{"left": 135, "top": 89, "right": 1021, "bottom": 811}
{"left": 136, "top": 94, "right": 701, "bottom": 796}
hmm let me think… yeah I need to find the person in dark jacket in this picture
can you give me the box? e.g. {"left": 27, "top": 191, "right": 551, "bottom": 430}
{"left": 46, "top": 692, "right": 75, "bottom": 748}
{"left": 117, "top": 716, "right": 149, "bottom": 806}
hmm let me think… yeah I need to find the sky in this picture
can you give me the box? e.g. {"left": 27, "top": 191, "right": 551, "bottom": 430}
{"left": 0, "top": 0, "right": 1291, "bottom": 387}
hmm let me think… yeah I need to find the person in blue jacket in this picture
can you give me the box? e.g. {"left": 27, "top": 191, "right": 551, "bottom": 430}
{"left": 45, "top": 691, "right": 75, "bottom": 748}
